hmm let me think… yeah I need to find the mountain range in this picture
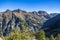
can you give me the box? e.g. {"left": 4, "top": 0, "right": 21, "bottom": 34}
{"left": 0, "top": 9, "right": 59, "bottom": 36}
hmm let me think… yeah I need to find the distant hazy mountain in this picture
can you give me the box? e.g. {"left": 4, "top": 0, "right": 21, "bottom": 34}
{"left": 0, "top": 9, "right": 58, "bottom": 36}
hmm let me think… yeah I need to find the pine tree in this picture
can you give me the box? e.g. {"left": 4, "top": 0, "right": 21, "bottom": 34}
{"left": 35, "top": 30, "right": 46, "bottom": 40}
{"left": 46, "top": 37, "right": 50, "bottom": 40}
{"left": 55, "top": 34, "right": 60, "bottom": 40}
{"left": 21, "top": 22, "right": 31, "bottom": 40}
{"left": 50, "top": 35, "right": 55, "bottom": 40}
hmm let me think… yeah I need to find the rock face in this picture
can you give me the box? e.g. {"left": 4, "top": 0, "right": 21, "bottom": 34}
{"left": 0, "top": 9, "right": 54, "bottom": 36}
{"left": 42, "top": 14, "right": 60, "bottom": 36}
{"left": 38, "top": 11, "right": 52, "bottom": 19}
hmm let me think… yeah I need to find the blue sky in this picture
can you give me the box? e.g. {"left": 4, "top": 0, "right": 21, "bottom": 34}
{"left": 0, "top": 0, "right": 60, "bottom": 13}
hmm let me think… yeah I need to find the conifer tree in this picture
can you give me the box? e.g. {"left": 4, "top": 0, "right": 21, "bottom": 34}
{"left": 46, "top": 37, "right": 50, "bottom": 40}
{"left": 50, "top": 35, "right": 55, "bottom": 40}
{"left": 55, "top": 34, "right": 60, "bottom": 40}
{"left": 35, "top": 30, "right": 46, "bottom": 40}
{"left": 21, "top": 22, "right": 31, "bottom": 40}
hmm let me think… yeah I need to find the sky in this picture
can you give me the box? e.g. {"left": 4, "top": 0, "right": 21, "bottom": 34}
{"left": 0, "top": 0, "right": 60, "bottom": 13}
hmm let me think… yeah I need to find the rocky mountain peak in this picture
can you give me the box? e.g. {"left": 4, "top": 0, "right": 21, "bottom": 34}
{"left": 4, "top": 9, "right": 11, "bottom": 13}
{"left": 12, "top": 9, "right": 21, "bottom": 13}
{"left": 38, "top": 11, "right": 48, "bottom": 15}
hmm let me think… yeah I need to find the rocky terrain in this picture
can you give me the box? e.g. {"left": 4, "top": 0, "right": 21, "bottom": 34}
{"left": 0, "top": 9, "right": 59, "bottom": 36}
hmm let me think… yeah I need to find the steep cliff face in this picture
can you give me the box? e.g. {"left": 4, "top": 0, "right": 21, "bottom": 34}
{"left": 0, "top": 9, "right": 53, "bottom": 36}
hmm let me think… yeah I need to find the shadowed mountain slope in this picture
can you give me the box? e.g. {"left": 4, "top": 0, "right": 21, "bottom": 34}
{"left": 42, "top": 14, "right": 60, "bottom": 36}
